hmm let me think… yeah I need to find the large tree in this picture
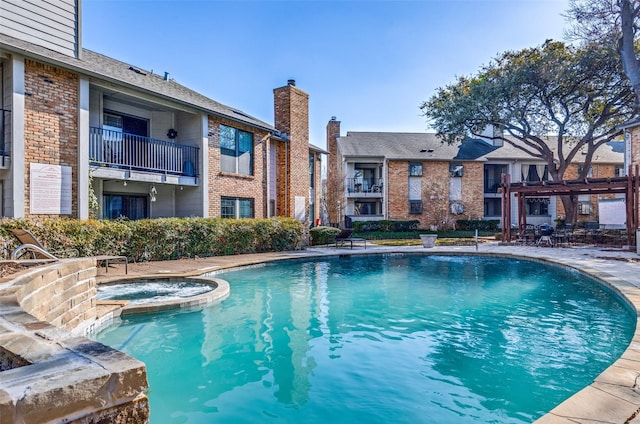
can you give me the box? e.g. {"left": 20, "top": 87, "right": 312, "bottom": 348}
{"left": 566, "top": 0, "right": 640, "bottom": 112}
{"left": 421, "top": 40, "right": 634, "bottom": 223}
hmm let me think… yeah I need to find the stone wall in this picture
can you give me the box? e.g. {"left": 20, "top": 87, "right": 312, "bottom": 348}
{"left": 0, "top": 260, "right": 149, "bottom": 423}
{"left": 13, "top": 259, "right": 97, "bottom": 332}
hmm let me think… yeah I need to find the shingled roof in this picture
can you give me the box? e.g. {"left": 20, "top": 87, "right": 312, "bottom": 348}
{"left": 0, "top": 33, "right": 274, "bottom": 131}
{"left": 337, "top": 132, "right": 624, "bottom": 164}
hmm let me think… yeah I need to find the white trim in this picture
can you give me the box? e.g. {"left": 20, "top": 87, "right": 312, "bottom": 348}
{"left": 201, "top": 114, "right": 209, "bottom": 217}
{"left": 11, "top": 55, "right": 24, "bottom": 218}
{"left": 77, "top": 77, "right": 89, "bottom": 219}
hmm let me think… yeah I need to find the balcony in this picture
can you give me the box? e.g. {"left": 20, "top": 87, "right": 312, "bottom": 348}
{"left": 89, "top": 127, "right": 199, "bottom": 182}
{"left": 346, "top": 178, "right": 383, "bottom": 197}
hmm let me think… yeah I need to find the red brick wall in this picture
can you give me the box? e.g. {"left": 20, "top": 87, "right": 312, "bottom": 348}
{"left": 273, "top": 83, "right": 310, "bottom": 219}
{"left": 387, "top": 160, "right": 483, "bottom": 228}
{"left": 325, "top": 119, "right": 341, "bottom": 223}
{"left": 207, "top": 116, "right": 268, "bottom": 217}
{"left": 23, "top": 60, "right": 79, "bottom": 218}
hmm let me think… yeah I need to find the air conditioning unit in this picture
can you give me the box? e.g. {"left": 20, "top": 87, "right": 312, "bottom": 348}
{"left": 451, "top": 202, "right": 465, "bottom": 214}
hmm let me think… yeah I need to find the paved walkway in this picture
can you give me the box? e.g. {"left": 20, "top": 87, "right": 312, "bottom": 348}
{"left": 95, "top": 242, "right": 640, "bottom": 424}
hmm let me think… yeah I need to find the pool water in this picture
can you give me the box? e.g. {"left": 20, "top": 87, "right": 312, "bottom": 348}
{"left": 96, "top": 279, "right": 213, "bottom": 305}
{"left": 92, "top": 255, "right": 635, "bottom": 423}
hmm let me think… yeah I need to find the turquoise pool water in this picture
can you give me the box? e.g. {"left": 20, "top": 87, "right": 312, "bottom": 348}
{"left": 92, "top": 254, "right": 635, "bottom": 424}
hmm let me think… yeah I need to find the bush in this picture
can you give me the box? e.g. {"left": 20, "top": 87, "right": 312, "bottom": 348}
{"left": 353, "top": 220, "right": 419, "bottom": 233}
{"left": 455, "top": 219, "right": 499, "bottom": 231}
{"left": 309, "top": 226, "right": 341, "bottom": 245}
{"left": 0, "top": 217, "right": 304, "bottom": 262}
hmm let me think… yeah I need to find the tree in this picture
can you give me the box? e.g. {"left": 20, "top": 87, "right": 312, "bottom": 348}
{"left": 421, "top": 40, "right": 634, "bottom": 223}
{"left": 565, "top": 0, "right": 640, "bottom": 112}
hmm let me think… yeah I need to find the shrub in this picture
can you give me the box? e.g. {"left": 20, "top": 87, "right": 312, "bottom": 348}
{"left": 353, "top": 220, "right": 419, "bottom": 233}
{"left": 0, "top": 217, "right": 304, "bottom": 261}
{"left": 455, "top": 219, "right": 499, "bottom": 231}
{"left": 309, "top": 226, "right": 341, "bottom": 245}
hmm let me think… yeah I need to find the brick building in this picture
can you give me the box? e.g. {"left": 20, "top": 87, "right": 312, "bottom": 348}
{"left": 0, "top": 0, "right": 325, "bottom": 224}
{"left": 326, "top": 118, "right": 624, "bottom": 229}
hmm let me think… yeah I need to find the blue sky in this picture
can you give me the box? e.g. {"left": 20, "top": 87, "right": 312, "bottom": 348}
{"left": 82, "top": 0, "right": 570, "bottom": 149}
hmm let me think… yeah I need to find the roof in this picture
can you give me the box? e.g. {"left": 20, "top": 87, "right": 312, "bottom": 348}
{"left": 309, "top": 143, "right": 329, "bottom": 155}
{"left": 0, "top": 33, "right": 274, "bottom": 132}
{"left": 337, "top": 132, "right": 624, "bottom": 164}
{"left": 337, "top": 132, "right": 485, "bottom": 161}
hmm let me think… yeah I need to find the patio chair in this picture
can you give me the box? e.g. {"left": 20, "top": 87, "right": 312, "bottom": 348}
{"left": 9, "top": 228, "right": 127, "bottom": 273}
{"left": 334, "top": 228, "right": 367, "bottom": 249}
{"left": 9, "top": 228, "right": 78, "bottom": 260}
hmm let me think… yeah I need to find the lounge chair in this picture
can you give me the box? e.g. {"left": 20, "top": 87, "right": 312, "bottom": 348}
{"left": 9, "top": 228, "right": 127, "bottom": 273}
{"left": 334, "top": 228, "right": 367, "bottom": 249}
{"left": 9, "top": 228, "right": 73, "bottom": 260}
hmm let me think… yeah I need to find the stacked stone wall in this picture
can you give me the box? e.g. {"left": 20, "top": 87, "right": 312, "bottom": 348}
{"left": 0, "top": 259, "right": 149, "bottom": 423}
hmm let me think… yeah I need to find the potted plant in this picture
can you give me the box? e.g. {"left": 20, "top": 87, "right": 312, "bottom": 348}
{"left": 419, "top": 233, "right": 438, "bottom": 248}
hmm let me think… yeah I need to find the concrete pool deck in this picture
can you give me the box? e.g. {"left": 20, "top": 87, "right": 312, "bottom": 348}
{"left": 96, "top": 243, "right": 640, "bottom": 424}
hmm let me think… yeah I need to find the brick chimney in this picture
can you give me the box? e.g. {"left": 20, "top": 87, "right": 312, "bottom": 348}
{"left": 273, "top": 80, "right": 310, "bottom": 220}
{"left": 326, "top": 117, "right": 341, "bottom": 224}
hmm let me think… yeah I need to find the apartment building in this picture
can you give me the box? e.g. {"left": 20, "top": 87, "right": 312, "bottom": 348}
{"left": 326, "top": 118, "right": 624, "bottom": 229}
{"left": 0, "top": 0, "right": 324, "bottom": 224}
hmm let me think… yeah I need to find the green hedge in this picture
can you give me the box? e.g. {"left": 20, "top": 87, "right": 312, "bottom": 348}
{"left": 353, "top": 220, "right": 419, "bottom": 233}
{"left": 455, "top": 219, "right": 499, "bottom": 231}
{"left": 309, "top": 226, "right": 341, "bottom": 245}
{"left": 0, "top": 217, "right": 304, "bottom": 262}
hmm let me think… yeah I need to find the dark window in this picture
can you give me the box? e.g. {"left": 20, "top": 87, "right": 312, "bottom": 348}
{"left": 409, "top": 200, "right": 423, "bottom": 214}
{"left": 220, "top": 125, "right": 254, "bottom": 175}
{"left": 103, "top": 194, "right": 148, "bottom": 220}
{"left": 409, "top": 163, "right": 423, "bottom": 177}
{"left": 221, "top": 197, "right": 254, "bottom": 218}
{"left": 309, "top": 154, "right": 315, "bottom": 188}
{"left": 525, "top": 197, "right": 549, "bottom": 216}
{"left": 355, "top": 201, "right": 377, "bottom": 215}
{"left": 484, "top": 198, "right": 502, "bottom": 217}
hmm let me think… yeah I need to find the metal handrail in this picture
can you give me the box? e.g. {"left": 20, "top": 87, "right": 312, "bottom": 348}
{"left": 346, "top": 178, "right": 383, "bottom": 193}
{"left": 89, "top": 127, "right": 199, "bottom": 176}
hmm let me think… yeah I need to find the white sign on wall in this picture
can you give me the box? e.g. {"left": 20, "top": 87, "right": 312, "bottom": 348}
{"left": 30, "top": 163, "right": 72, "bottom": 214}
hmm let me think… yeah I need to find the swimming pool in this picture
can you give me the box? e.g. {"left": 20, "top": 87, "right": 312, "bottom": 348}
{"left": 92, "top": 254, "right": 635, "bottom": 423}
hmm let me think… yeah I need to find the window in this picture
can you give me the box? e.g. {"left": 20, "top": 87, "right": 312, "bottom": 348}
{"left": 615, "top": 165, "right": 625, "bottom": 177}
{"left": 221, "top": 197, "right": 254, "bottom": 218}
{"left": 409, "top": 163, "right": 423, "bottom": 177}
{"left": 525, "top": 197, "right": 549, "bottom": 216}
{"left": 578, "top": 165, "right": 593, "bottom": 178}
{"left": 484, "top": 198, "right": 502, "bottom": 217}
{"left": 309, "top": 154, "right": 315, "bottom": 188}
{"left": 355, "top": 201, "right": 378, "bottom": 216}
{"left": 409, "top": 200, "right": 423, "bottom": 214}
{"left": 578, "top": 201, "right": 592, "bottom": 215}
{"left": 449, "top": 163, "right": 464, "bottom": 177}
{"left": 220, "top": 125, "right": 254, "bottom": 175}
{"left": 103, "top": 194, "right": 148, "bottom": 220}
